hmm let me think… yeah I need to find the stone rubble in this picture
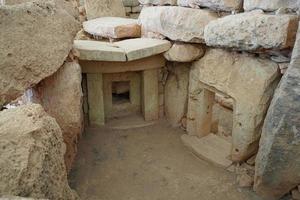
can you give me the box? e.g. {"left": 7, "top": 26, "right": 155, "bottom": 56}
{"left": 164, "top": 42, "right": 205, "bottom": 62}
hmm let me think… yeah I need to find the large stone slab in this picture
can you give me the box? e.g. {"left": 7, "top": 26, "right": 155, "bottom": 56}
{"left": 164, "top": 42, "right": 205, "bottom": 62}
{"left": 244, "top": 0, "right": 300, "bottom": 11}
{"left": 34, "top": 62, "right": 83, "bottom": 172}
{"left": 138, "top": 6, "right": 218, "bottom": 43}
{"left": 0, "top": 0, "right": 80, "bottom": 107}
{"left": 0, "top": 104, "right": 78, "bottom": 199}
{"left": 188, "top": 49, "right": 280, "bottom": 161}
{"left": 254, "top": 23, "right": 300, "bottom": 199}
{"left": 114, "top": 38, "right": 171, "bottom": 61}
{"left": 204, "top": 10, "right": 299, "bottom": 51}
{"left": 74, "top": 40, "right": 127, "bottom": 61}
{"left": 177, "top": 0, "right": 243, "bottom": 11}
{"left": 165, "top": 63, "right": 190, "bottom": 127}
{"left": 139, "top": 0, "right": 177, "bottom": 5}
{"left": 84, "top": 0, "right": 126, "bottom": 20}
{"left": 83, "top": 17, "right": 141, "bottom": 39}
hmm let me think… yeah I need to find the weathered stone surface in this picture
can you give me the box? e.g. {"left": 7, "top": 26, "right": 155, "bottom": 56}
{"left": 84, "top": 0, "right": 126, "bottom": 20}
{"left": 204, "top": 10, "right": 299, "bottom": 51}
{"left": 0, "top": 104, "right": 78, "bottom": 199}
{"left": 0, "top": 196, "right": 46, "bottom": 200}
{"left": 188, "top": 49, "right": 280, "bottom": 161}
{"left": 138, "top": 6, "right": 218, "bottom": 43}
{"left": 165, "top": 63, "right": 190, "bottom": 127}
{"left": 139, "top": 0, "right": 177, "bottom": 5}
{"left": 34, "top": 62, "right": 83, "bottom": 172}
{"left": 254, "top": 23, "right": 300, "bottom": 200}
{"left": 164, "top": 42, "right": 205, "bottom": 62}
{"left": 74, "top": 40, "right": 127, "bottom": 61}
{"left": 113, "top": 38, "right": 171, "bottom": 61}
{"left": 5, "top": 0, "right": 80, "bottom": 19}
{"left": 0, "top": 0, "right": 80, "bottom": 107}
{"left": 177, "top": 0, "right": 243, "bottom": 11}
{"left": 83, "top": 17, "right": 141, "bottom": 39}
{"left": 123, "top": 0, "right": 140, "bottom": 6}
{"left": 244, "top": 0, "right": 300, "bottom": 11}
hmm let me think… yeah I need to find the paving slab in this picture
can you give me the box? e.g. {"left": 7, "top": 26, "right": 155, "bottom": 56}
{"left": 83, "top": 17, "right": 141, "bottom": 39}
{"left": 181, "top": 133, "right": 233, "bottom": 168}
{"left": 74, "top": 40, "right": 127, "bottom": 62}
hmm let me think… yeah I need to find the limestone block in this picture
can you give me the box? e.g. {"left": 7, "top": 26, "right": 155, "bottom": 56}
{"left": 164, "top": 42, "right": 205, "bottom": 62}
{"left": 132, "top": 5, "right": 142, "bottom": 12}
{"left": 0, "top": 0, "right": 80, "bottom": 107}
{"left": 34, "top": 62, "right": 83, "bottom": 172}
{"left": 123, "top": 0, "right": 140, "bottom": 6}
{"left": 84, "top": 0, "right": 126, "bottom": 20}
{"left": 74, "top": 40, "right": 127, "bottom": 61}
{"left": 254, "top": 23, "right": 300, "bottom": 200}
{"left": 204, "top": 10, "right": 299, "bottom": 51}
{"left": 165, "top": 63, "right": 190, "bottom": 127}
{"left": 188, "top": 49, "right": 280, "bottom": 161}
{"left": 142, "top": 69, "right": 159, "bottom": 121}
{"left": 87, "top": 73, "right": 105, "bottom": 126}
{"left": 177, "top": 0, "right": 243, "bottom": 11}
{"left": 5, "top": 0, "right": 80, "bottom": 19}
{"left": 83, "top": 17, "right": 141, "bottom": 39}
{"left": 113, "top": 38, "right": 171, "bottom": 61}
{"left": 139, "top": 0, "right": 177, "bottom": 5}
{"left": 0, "top": 104, "right": 79, "bottom": 199}
{"left": 244, "top": 0, "right": 300, "bottom": 11}
{"left": 138, "top": 6, "right": 218, "bottom": 43}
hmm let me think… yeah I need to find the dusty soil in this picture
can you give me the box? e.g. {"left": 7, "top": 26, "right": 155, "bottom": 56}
{"left": 69, "top": 116, "right": 261, "bottom": 200}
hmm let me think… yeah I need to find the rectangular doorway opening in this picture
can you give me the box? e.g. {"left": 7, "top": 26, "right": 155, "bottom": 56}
{"left": 112, "top": 81, "right": 130, "bottom": 105}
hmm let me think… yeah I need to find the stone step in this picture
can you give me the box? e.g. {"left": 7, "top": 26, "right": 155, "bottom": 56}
{"left": 181, "top": 133, "right": 233, "bottom": 169}
{"left": 83, "top": 17, "right": 141, "bottom": 39}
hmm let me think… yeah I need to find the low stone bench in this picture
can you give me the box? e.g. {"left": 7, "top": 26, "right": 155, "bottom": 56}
{"left": 74, "top": 38, "right": 171, "bottom": 126}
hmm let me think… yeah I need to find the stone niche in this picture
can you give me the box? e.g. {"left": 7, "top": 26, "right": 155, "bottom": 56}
{"left": 75, "top": 38, "right": 171, "bottom": 126}
{"left": 186, "top": 49, "right": 280, "bottom": 162}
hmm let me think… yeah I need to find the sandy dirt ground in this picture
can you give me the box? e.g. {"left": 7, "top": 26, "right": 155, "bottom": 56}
{"left": 69, "top": 116, "right": 262, "bottom": 200}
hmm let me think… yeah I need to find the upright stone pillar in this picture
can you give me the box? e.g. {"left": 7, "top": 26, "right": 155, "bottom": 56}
{"left": 142, "top": 69, "right": 159, "bottom": 121}
{"left": 87, "top": 73, "right": 105, "bottom": 126}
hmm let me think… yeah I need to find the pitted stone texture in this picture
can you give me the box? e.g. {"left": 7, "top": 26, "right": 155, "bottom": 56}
{"left": 244, "top": 0, "right": 300, "bottom": 11}
{"left": 204, "top": 10, "right": 299, "bottom": 51}
{"left": 123, "top": 0, "right": 140, "bottom": 6}
{"left": 84, "top": 0, "right": 126, "bottom": 20}
{"left": 83, "top": 17, "right": 141, "bottom": 39}
{"left": 164, "top": 42, "right": 205, "bottom": 62}
{"left": 254, "top": 23, "right": 300, "bottom": 200}
{"left": 138, "top": 6, "right": 218, "bottom": 43}
{"left": 35, "top": 62, "right": 83, "bottom": 172}
{"left": 165, "top": 63, "right": 190, "bottom": 127}
{"left": 5, "top": 0, "right": 80, "bottom": 19}
{"left": 0, "top": 0, "right": 80, "bottom": 107}
{"left": 0, "top": 104, "right": 79, "bottom": 199}
{"left": 177, "top": 0, "right": 242, "bottom": 11}
{"left": 139, "top": 0, "right": 176, "bottom": 5}
{"left": 189, "top": 49, "right": 280, "bottom": 161}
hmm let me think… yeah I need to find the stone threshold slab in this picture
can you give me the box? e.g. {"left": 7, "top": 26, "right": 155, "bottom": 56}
{"left": 181, "top": 133, "right": 233, "bottom": 169}
{"left": 74, "top": 38, "right": 171, "bottom": 62}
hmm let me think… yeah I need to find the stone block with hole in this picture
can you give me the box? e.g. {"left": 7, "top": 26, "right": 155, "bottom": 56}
{"left": 187, "top": 49, "right": 280, "bottom": 162}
